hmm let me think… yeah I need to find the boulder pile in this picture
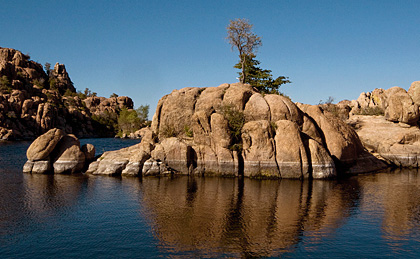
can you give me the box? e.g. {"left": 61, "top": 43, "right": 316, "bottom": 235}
{"left": 346, "top": 82, "right": 420, "bottom": 125}
{"left": 23, "top": 128, "right": 95, "bottom": 174}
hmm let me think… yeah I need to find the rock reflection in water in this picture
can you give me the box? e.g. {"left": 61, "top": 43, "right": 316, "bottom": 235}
{"left": 2, "top": 167, "right": 420, "bottom": 257}
{"left": 357, "top": 169, "right": 420, "bottom": 243}
{"left": 0, "top": 173, "right": 88, "bottom": 239}
{"left": 139, "top": 177, "right": 362, "bottom": 257}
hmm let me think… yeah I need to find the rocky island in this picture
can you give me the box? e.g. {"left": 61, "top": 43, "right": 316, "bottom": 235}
{"left": 23, "top": 80, "right": 420, "bottom": 179}
{"left": 3, "top": 45, "right": 418, "bottom": 179}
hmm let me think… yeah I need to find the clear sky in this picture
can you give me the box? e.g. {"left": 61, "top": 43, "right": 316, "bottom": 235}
{"left": 1, "top": 0, "right": 420, "bottom": 113}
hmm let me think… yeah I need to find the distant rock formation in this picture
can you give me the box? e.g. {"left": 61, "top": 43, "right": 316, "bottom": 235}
{"left": 23, "top": 128, "right": 95, "bottom": 174}
{"left": 87, "top": 83, "right": 386, "bottom": 179}
{"left": 330, "top": 81, "right": 420, "bottom": 167}
{"left": 0, "top": 47, "right": 134, "bottom": 140}
{"left": 340, "top": 81, "right": 420, "bottom": 125}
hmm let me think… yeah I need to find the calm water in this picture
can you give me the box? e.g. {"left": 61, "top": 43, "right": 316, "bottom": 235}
{"left": 1, "top": 139, "right": 420, "bottom": 258}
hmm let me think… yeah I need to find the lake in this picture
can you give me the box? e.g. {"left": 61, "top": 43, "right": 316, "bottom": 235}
{"left": 1, "top": 139, "right": 420, "bottom": 258}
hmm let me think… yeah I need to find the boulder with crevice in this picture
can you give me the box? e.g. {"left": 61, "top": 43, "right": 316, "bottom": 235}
{"left": 23, "top": 128, "right": 94, "bottom": 174}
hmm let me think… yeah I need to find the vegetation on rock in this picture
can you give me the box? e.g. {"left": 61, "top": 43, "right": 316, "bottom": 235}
{"left": 234, "top": 54, "right": 291, "bottom": 95}
{"left": 219, "top": 104, "right": 245, "bottom": 151}
{"left": 227, "top": 19, "right": 291, "bottom": 95}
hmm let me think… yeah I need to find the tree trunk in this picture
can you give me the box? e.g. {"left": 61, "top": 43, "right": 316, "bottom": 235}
{"left": 240, "top": 56, "right": 245, "bottom": 84}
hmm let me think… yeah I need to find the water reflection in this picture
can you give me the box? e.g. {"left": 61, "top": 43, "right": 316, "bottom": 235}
{"left": 357, "top": 169, "right": 420, "bottom": 242}
{"left": 1, "top": 168, "right": 420, "bottom": 257}
{"left": 139, "top": 177, "right": 363, "bottom": 257}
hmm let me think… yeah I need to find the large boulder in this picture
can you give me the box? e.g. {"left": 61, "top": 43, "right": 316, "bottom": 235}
{"left": 385, "top": 87, "right": 419, "bottom": 125}
{"left": 24, "top": 129, "right": 94, "bottom": 174}
{"left": 274, "top": 120, "right": 309, "bottom": 178}
{"left": 408, "top": 81, "right": 420, "bottom": 105}
{"left": 26, "top": 128, "right": 64, "bottom": 161}
{"left": 52, "top": 134, "right": 86, "bottom": 174}
{"left": 264, "top": 94, "right": 303, "bottom": 124}
{"left": 87, "top": 140, "right": 153, "bottom": 176}
{"left": 298, "top": 104, "right": 363, "bottom": 163}
{"left": 155, "top": 87, "right": 201, "bottom": 139}
{"left": 241, "top": 120, "right": 278, "bottom": 178}
{"left": 308, "top": 139, "right": 336, "bottom": 179}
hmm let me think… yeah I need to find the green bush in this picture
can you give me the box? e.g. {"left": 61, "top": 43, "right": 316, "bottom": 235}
{"left": 0, "top": 75, "right": 12, "bottom": 93}
{"left": 184, "top": 125, "right": 193, "bottom": 137}
{"left": 219, "top": 104, "right": 245, "bottom": 151}
{"left": 117, "top": 108, "right": 141, "bottom": 135}
{"left": 136, "top": 105, "right": 149, "bottom": 126}
{"left": 91, "top": 110, "right": 119, "bottom": 136}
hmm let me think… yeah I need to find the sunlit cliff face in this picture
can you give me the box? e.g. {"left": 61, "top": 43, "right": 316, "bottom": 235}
{"left": 138, "top": 177, "right": 362, "bottom": 257}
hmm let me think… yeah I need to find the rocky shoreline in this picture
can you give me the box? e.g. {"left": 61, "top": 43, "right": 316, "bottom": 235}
{"left": 9, "top": 49, "right": 420, "bottom": 179}
{"left": 25, "top": 82, "right": 416, "bottom": 179}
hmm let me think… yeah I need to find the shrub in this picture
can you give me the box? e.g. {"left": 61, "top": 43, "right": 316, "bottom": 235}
{"left": 219, "top": 104, "right": 245, "bottom": 151}
{"left": 91, "top": 111, "right": 119, "bottom": 136}
{"left": 160, "top": 124, "right": 178, "bottom": 138}
{"left": 49, "top": 78, "right": 57, "bottom": 89}
{"left": 6, "top": 111, "right": 17, "bottom": 119}
{"left": 32, "top": 78, "right": 45, "bottom": 89}
{"left": 354, "top": 106, "right": 384, "bottom": 116}
{"left": 64, "top": 89, "right": 75, "bottom": 97}
{"left": 118, "top": 108, "right": 141, "bottom": 135}
{"left": 184, "top": 125, "right": 193, "bottom": 137}
{"left": 0, "top": 75, "right": 12, "bottom": 93}
{"left": 270, "top": 121, "right": 277, "bottom": 135}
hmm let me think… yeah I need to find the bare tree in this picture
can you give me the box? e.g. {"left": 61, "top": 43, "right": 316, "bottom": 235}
{"left": 226, "top": 18, "right": 262, "bottom": 83}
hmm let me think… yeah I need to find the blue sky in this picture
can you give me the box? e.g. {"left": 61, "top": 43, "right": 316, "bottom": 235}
{"left": 1, "top": 0, "right": 420, "bottom": 113}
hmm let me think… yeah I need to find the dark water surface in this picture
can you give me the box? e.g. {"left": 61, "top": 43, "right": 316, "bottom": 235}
{"left": 1, "top": 139, "right": 420, "bottom": 258}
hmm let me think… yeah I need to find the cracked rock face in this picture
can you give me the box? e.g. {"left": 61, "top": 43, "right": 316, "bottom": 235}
{"left": 88, "top": 83, "right": 386, "bottom": 179}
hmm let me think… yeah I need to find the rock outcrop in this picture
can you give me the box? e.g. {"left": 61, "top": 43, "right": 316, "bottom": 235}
{"left": 87, "top": 83, "right": 386, "bottom": 179}
{"left": 23, "top": 128, "right": 94, "bottom": 174}
{"left": 0, "top": 47, "right": 134, "bottom": 140}
{"left": 348, "top": 115, "right": 420, "bottom": 167}
{"left": 319, "top": 81, "right": 420, "bottom": 168}
{"left": 343, "top": 83, "right": 420, "bottom": 125}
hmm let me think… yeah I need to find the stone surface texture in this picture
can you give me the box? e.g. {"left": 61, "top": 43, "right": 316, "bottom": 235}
{"left": 348, "top": 115, "right": 420, "bottom": 167}
{"left": 88, "top": 83, "right": 386, "bottom": 178}
{"left": 23, "top": 129, "right": 93, "bottom": 174}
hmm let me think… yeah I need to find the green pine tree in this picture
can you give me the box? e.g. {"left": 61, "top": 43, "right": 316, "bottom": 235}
{"left": 234, "top": 54, "right": 291, "bottom": 95}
